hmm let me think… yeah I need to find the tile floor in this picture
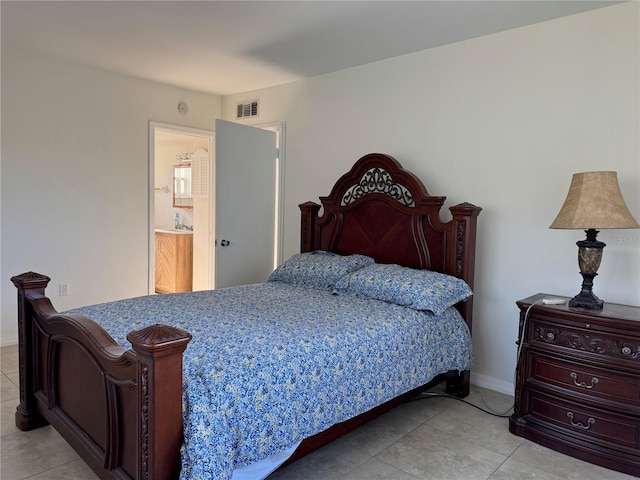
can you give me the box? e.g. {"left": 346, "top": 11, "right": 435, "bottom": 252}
{"left": 1, "top": 343, "right": 637, "bottom": 480}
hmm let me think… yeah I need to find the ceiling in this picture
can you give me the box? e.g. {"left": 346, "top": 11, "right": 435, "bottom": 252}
{"left": 1, "top": 1, "right": 620, "bottom": 96}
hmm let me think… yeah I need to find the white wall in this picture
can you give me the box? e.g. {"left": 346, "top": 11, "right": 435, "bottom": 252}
{"left": 1, "top": 48, "right": 222, "bottom": 344}
{"left": 221, "top": 3, "right": 640, "bottom": 393}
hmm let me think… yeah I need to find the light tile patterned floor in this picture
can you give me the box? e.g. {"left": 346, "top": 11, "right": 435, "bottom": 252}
{"left": 1, "top": 344, "right": 637, "bottom": 480}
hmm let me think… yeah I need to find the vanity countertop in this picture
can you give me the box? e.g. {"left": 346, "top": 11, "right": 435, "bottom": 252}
{"left": 155, "top": 229, "right": 193, "bottom": 235}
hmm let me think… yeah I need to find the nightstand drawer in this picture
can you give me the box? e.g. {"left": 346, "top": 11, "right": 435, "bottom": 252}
{"left": 524, "top": 390, "right": 640, "bottom": 450}
{"left": 526, "top": 352, "right": 640, "bottom": 411}
{"left": 529, "top": 317, "right": 640, "bottom": 364}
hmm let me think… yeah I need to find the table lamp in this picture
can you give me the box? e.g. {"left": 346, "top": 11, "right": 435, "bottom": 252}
{"left": 549, "top": 171, "right": 639, "bottom": 309}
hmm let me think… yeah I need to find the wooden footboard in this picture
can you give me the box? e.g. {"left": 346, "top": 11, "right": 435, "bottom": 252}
{"left": 11, "top": 272, "right": 191, "bottom": 480}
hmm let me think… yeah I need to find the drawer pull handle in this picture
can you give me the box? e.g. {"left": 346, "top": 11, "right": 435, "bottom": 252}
{"left": 570, "top": 372, "right": 599, "bottom": 389}
{"left": 546, "top": 332, "right": 555, "bottom": 341}
{"left": 622, "top": 346, "right": 632, "bottom": 355}
{"left": 567, "top": 412, "right": 595, "bottom": 430}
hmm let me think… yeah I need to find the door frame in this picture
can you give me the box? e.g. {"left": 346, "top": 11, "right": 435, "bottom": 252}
{"left": 256, "top": 122, "right": 286, "bottom": 270}
{"left": 148, "top": 121, "right": 286, "bottom": 294}
{"left": 148, "top": 121, "right": 215, "bottom": 295}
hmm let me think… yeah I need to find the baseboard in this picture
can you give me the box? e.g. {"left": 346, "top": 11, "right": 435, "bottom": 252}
{"left": 471, "top": 372, "right": 514, "bottom": 396}
{"left": 1, "top": 336, "right": 18, "bottom": 347}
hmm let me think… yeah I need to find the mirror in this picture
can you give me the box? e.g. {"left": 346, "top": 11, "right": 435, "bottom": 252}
{"left": 173, "top": 164, "right": 193, "bottom": 208}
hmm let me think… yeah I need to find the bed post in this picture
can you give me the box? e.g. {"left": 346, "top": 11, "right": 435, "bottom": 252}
{"left": 11, "top": 272, "right": 51, "bottom": 431}
{"left": 446, "top": 202, "right": 481, "bottom": 397}
{"left": 300, "top": 201, "right": 321, "bottom": 253}
{"left": 128, "top": 325, "right": 191, "bottom": 480}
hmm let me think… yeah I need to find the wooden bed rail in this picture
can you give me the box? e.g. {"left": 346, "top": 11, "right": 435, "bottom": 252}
{"left": 11, "top": 272, "right": 191, "bottom": 480}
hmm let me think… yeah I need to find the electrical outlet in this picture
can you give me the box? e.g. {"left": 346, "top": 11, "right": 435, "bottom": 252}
{"left": 59, "top": 283, "right": 69, "bottom": 296}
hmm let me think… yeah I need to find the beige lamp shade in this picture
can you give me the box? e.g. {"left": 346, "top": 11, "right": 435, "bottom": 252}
{"left": 549, "top": 171, "right": 640, "bottom": 230}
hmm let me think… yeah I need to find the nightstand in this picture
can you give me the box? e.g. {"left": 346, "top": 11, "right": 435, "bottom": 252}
{"left": 509, "top": 293, "right": 640, "bottom": 476}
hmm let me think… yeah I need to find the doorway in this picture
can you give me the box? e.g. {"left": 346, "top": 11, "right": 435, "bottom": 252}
{"left": 148, "top": 121, "right": 284, "bottom": 295}
{"left": 149, "top": 122, "right": 215, "bottom": 295}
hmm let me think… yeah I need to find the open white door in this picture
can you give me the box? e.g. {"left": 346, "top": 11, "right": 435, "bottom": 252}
{"left": 214, "top": 119, "right": 277, "bottom": 288}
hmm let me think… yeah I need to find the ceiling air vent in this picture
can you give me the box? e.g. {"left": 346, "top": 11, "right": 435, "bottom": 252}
{"left": 236, "top": 100, "right": 259, "bottom": 119}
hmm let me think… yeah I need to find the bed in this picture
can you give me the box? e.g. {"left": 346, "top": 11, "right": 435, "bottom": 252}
{"left": 11, "top": 153, "right": 481, "bottom": 480}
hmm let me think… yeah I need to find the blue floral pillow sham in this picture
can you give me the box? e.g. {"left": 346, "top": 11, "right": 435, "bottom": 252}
{"left": 268, "top": 251, "right": 375, "bottom": 290}
{"left": 333, "top": 263, "right": 473, "bottom": 315}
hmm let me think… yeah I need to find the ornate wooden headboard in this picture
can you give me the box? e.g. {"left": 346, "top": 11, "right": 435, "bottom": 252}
{"left": 300, "top": 153, "right": 481, "bottom": 329}
{"left": 300, "top": 153, "right": 480, "bottom": 280}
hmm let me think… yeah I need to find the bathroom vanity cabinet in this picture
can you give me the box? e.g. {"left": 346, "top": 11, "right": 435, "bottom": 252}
{"left": 154, "top": 230, "right": 193, "bottom": 294}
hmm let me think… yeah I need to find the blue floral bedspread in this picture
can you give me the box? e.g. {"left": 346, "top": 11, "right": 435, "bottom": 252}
{"left": 68, "top": 282, "right": 473, "bottom": 480}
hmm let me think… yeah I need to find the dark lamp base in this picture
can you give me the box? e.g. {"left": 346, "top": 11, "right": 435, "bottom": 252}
{"left": 570, "top": 229, "right": 605, "bottom": 310}
{"left": 569, "top": 292, "right": 603, "bottom": 310}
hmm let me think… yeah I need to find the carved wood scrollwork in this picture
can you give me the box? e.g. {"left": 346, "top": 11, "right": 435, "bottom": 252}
{"left": 455, "top": 221, "right": 465, "bottom": 278}
{"left": 140, "top": 365, "right": 149, "bottom": 480}
{"left": 342, "top": 167, "right": 415, "bottom": 206}
{"left": 299, "top": 202, "right": 320, "bottom": 253}
{"left": 301, "top": 212, "right": 309, "bottom": 252}
{"left": 534, "top": 325, "right": 640, "bottom": 360}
